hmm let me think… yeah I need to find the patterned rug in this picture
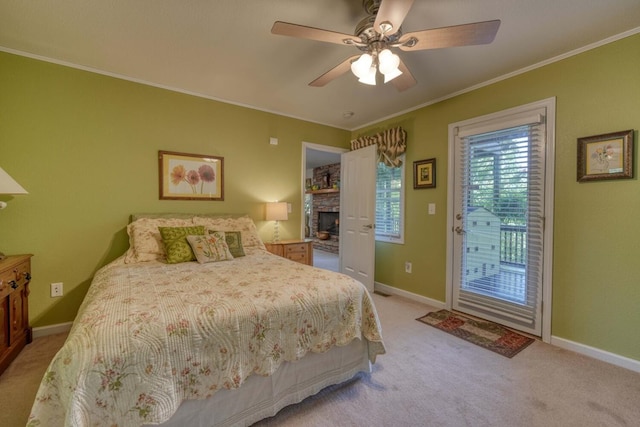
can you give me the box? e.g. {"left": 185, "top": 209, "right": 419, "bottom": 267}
{"left": 416, "top": 309, "right": 534, "bottom": 358}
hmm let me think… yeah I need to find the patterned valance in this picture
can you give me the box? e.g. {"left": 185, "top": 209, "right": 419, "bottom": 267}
{"left": 350, "top": 126, "right": 407, "bottom": 167}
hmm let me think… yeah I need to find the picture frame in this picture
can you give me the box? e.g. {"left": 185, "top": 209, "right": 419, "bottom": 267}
{"left": 577, "top": 129, "right": 634, "bottom": 182}
{"left": 159, "top": 150, "right": 224, "bottom": 200}
{"left": 414, "top": 158, "right": 436, "bottom": 189}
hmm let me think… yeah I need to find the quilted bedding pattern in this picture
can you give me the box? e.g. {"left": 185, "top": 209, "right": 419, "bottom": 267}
{"left": 28, "top": 249, "right": 385, "bottom": 427}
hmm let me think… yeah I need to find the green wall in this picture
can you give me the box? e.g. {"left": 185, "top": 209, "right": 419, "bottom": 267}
{"left": 0, "top": 52, "right": 350, "bottom": 327}
{"left": 2, "top": 32, "right": 639, "bottom": 362}
{"left": 357, "top": 33, "right": 640, "bottom": 361}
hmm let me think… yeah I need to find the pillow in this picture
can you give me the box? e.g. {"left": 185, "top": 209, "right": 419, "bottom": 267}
{"left": 193, "top": 215, "right": 266, "bottom": 250}
{"left": 207, "top": 230, "right": 245, "bottom": 257}
{"left": 124, "top": 217, "right": 194, "bottom": 263}
{"left": 186, "top": 232, "right": 234, "bottom": 264}
{"left": 159, "top": 226, "right": 205, "bottom": 264}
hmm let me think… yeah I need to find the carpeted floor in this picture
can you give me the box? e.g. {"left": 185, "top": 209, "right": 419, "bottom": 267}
{"left": 2, "top": 294, "right": 640, "bottom": 426}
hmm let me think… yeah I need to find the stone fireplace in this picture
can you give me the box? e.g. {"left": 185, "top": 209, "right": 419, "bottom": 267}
{"left": 307, "top": 162, "right": 340, "bottom": 254}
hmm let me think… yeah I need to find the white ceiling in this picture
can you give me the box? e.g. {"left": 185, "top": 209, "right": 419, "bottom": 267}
{"left": 1, "top": 0, "right": 639, "bottom": 131}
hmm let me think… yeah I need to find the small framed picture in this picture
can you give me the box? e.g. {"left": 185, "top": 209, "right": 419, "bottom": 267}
{"left": 414, "top": 158, "right": 436, "bottom": 189}
{"left": 159, "top": 150, "right": 224, "bottom": 200}
{"left": 577, "top": 129, "right": 634, "bottom": 182}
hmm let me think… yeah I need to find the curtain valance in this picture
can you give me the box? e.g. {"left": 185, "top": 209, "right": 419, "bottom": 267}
{"left": 350, "top": 126, "right": 407, "bottom": 167}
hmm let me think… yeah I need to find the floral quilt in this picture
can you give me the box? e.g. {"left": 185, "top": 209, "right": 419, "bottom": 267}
{"left": 28, "top": 249, "right": 385, "bottom": 427}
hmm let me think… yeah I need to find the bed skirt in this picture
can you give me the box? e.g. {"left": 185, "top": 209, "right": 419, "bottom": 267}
{"left": 154, "top": 338, "right": 370, "bottom": 427}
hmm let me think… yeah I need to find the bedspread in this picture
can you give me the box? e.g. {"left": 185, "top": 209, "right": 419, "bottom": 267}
{"left": 28, "top": 249, "right": 385, "bottom": 427}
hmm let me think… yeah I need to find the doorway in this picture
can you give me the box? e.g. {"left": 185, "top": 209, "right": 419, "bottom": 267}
{"left": 301, "top": 142, "right": 347, "bottom": 272}
{"left": 447, "top": 99, "right": 555, "bottom": 341}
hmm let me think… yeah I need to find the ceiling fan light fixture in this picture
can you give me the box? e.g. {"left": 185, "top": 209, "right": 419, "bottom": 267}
{"left": 378, "top": 49, "right": 402, "bottom": 83}
{"left": 382, "top": 67, "right": 403, "bottom": 83}
{"left": 358, "top": 65, "right": 377, "bottom": 85}
{"left": 351, "top": 53, "right": 373, "bottom": 79}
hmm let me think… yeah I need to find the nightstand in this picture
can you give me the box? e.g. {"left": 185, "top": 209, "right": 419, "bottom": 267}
{"left": 0, "top": 254, "right": 32, "bottom": 376}
{"left": 265, "top": 240, "right": 313, "bottom": 266}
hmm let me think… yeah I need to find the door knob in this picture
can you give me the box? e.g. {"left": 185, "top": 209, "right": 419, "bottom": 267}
{"left": 363, "top": 224, "right": 375, "bottom": 229}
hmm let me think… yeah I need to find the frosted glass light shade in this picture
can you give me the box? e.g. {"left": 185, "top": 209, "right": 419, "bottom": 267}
{"left": 358, "top": 65, "right": 377, "bottom": 85}
{"left": 350, "top": 54, "right": 373, "bottom": 79}
{"left": 378, "top": 49, "right": 402, "bottom": 83}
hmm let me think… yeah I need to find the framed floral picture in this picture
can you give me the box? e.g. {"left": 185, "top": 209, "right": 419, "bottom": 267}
{"left": 414, "top": 158, "right": 436, "bottom": 189}
{"left": 577, "top": 130, "right": 634, "bottom": 182}
{"left": 159, "top": 150, "right": 224, "bottom": 200}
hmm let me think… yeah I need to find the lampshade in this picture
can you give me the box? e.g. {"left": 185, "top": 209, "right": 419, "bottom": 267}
{"left": 0, "top": 167, "right": 27, "bottom": 195}
{"left": 350, "top": 54, "right": 373, "bottom": 79}
{"left": 378, "top": 49, "right": 402, "bottom": 83}
{"left": 265, "top": 202, "right": 288, "bottom": 221}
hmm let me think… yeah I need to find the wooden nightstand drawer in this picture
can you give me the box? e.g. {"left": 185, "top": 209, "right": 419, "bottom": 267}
{"left": 0, "top": 258, "right": 30, "bottom": 299}
{"left": 284, "top": 244, "right": 308, "bottom": 255}
{"left": 265, "top": 240, "right": 313, "bottom": 266}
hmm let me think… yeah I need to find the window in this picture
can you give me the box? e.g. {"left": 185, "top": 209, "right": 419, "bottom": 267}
{"left": 375, "top": 156, "right": 405, "bottom": 243}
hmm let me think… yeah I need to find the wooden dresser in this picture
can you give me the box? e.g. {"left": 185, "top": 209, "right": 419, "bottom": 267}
{"left": 0, "top": 254, "right": 32, "bottom": 376}
{"left": 265, "top": 240, "right": 313, "bottom": 266}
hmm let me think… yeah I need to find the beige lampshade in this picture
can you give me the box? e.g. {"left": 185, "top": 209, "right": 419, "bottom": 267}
{"left": 265, "top": 202, "right": 288, "bottom": 221}
{"left": 0, "top": 167, "right": 28, "bottom": 194}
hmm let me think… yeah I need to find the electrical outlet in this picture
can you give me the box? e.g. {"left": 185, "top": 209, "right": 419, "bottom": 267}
{"left": 405, "top": 262, "right": 412, "bottom": 274}
{"left": 51, "top": 282, "right": 63, "bottom": 297}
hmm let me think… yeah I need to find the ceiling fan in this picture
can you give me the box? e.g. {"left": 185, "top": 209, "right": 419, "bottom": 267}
{"left": 271, "top": 0, "right": 500, "bottom": 91}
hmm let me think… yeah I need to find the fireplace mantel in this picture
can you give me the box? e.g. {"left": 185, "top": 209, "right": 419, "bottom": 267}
{"left": 305, "top": 188, "right": 339, "bottom": 195}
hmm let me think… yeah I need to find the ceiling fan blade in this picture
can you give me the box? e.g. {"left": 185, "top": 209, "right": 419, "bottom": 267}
{"left": 374, "top": 0, "right": 415, "bottom": 36}
{"left": 391, "top": 58, "right": 416, "bottom": 92}
{"left": 309, "top": 55, "right": 360, "bottom": 87}
{"left": 271, "top": 21, "right": 360, "bottom": 46}
{"left": 398, "top": 20, "right": 501, "bottom": 51}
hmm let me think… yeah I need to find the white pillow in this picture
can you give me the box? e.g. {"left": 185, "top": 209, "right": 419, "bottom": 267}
{"left": 192, "top": 215, "right": 266, "bottom": 250}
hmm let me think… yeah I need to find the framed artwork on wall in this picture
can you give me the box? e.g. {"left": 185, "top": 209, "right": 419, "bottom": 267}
{"left": 577, "top": 129, "right": 634, "bottom": 182}
{"left": 159, "top": 150, "right": 224, "bottom": 200}
{"left": 414, "top": 158, "right": 436, "bottom": 189}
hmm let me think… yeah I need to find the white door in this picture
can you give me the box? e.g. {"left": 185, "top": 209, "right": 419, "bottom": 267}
{"left": 340, "top": 145, "right": 377, "bottom": 292}
{"left": 448, "top": 99, "right": 555, "bottom": 338}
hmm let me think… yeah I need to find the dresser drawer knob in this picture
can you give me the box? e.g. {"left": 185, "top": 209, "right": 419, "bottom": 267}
{"left": 24, "top": 272, "right": 31, "bottom": 281}
{"left": 9, "top": 280, "right": 18, "bottom": 289}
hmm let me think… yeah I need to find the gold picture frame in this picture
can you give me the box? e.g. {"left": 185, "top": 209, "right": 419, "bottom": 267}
{"left": 159, "top": 150, "right": 224, "bottom": 200}
{"left": 414, "top": 158, "right": 436, "bottom": 189}
{"left": 577, "top": 130, "right": 634, "bottom": 182}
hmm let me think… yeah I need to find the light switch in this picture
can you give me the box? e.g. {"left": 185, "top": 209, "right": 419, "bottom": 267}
{"left": 428, "top": 203, "right": 436, "bottom": 215}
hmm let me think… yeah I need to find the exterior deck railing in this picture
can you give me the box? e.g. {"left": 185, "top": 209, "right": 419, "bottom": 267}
{"left": 500, "top": 224, "right": 526, "bottom": 266}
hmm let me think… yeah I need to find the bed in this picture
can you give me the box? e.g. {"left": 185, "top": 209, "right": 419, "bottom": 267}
{"left": 28, "top": 214, "right": 385, "bottom": 427}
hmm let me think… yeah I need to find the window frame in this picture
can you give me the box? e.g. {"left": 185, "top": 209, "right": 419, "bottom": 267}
{"left": 375, "top": 155, "right": 405, "bottom": 244}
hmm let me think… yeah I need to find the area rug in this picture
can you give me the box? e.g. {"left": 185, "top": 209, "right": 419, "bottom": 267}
{"left": 416, "top": 309, "right": 534, "bottom": 358}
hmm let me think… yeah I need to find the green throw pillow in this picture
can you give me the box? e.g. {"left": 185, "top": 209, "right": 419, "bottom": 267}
{"left": 186, "top": 232, "right": 234, "bottom": 264}
{"left": 208, "top": 230, "right": 245, "bottom": 258}
{"left": 159, "top": 226, "right": 205, "bottom": 263}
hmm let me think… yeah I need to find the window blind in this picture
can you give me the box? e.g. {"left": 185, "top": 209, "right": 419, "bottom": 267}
{"left": 456, "top": 117, "right": 545, "bottom": 330}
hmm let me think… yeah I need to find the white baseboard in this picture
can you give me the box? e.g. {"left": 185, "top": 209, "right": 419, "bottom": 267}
{"left": 551, "top": 336, "right": 640, "bottom": 373}
{"left": 32, "top": 322, "right": 73, "bottom": 339}
{"left": 374, "top": 281, "right": 446, "bottom": 310}
{"left": 374, "top": 282, "right": 640, "bottom": 373}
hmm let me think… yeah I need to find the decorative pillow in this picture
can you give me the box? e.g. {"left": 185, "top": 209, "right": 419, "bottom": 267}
{"left": 186, "top": 232, "right": 234, "bottom": 264}
{"left": 124, "top": 217, "right": 194, "bottom": 263}
{"left": 159, "top": 226, "right": 205, "bottom": 264}
{"left": 207, "top": 230, "right": 245, "bottom": 257}
{"left": 193, "top": 215, "right": 266, "bottom": 250}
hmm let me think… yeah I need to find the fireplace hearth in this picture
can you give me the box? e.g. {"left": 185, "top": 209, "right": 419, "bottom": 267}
{"left": 318, "top": 211, "right": 339, "bottom": 235}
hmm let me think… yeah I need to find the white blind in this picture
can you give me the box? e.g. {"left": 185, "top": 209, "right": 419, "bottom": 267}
{"left": 457, "top": 118, "right": 544, "bottom": 329}
{"left": 376, "top": 161, "right": 403, "bottom": 242}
